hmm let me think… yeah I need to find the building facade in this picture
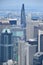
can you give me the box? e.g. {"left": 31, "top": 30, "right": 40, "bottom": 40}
{"left": 0, "top": 29, "right": 13, "bottom": 64}
{"left": 33, "top": 52, "right": 43, "bottom": 65}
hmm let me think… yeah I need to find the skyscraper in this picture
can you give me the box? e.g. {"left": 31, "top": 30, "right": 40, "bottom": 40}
{"left": 0, "top": 29, "right": 13, "bottom": 65}
{"left": 18, "top": 40, "right": 26, "bottom": 65}
{"left": 33, "top": 52, "right": 43, "bottom": 65}
{"left": 25, "top": 43, "right": 37, "bottom": 65}
{"left": 21, "top": 4, "right": 26, "bottom": 28}
{"left": 38, "top": 30, "right": 43, "bottom": 52}
{"left": 21, "top": 4, "right": 26, "bottom": 41}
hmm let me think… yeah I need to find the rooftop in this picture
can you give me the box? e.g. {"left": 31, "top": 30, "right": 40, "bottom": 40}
{"left": 2, "top": 28, "right": 11, "bottom": 33}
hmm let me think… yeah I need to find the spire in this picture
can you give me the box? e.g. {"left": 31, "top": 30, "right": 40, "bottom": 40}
{"left": 22, "top": 4, "right": 24, "bottom": 10}
{"left": 21, "top": 4, "right": 26, "bottom": 27}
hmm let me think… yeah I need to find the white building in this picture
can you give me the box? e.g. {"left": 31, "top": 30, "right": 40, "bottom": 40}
{"left": 18, "top": 40, "right": 37, "bottom": 65}
{"left": 26, "top": 15, "right": 43, "bottom": 40}
{"left": 25, "top": 43, "right": 37, "bottom": 65}
{"left": 18, "top": 40, "right": 26, "bottom": 65}
{"left": 7, "top": 60, "right": 13, "bottom": 65}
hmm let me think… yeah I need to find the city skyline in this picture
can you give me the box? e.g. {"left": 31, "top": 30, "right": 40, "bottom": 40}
{"left": 0, "top": 2, "right": 43, "bottom": 65}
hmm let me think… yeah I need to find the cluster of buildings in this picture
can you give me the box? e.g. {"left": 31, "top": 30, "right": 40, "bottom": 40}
{"left": 0, "top": 4, "right": 43, "bottom": 65}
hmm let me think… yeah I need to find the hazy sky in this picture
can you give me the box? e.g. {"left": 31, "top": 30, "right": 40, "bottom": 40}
{"left": 0, "top": 0, "right": 43, "bottom": 12}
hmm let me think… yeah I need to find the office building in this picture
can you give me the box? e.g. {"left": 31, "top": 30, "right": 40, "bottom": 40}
{"left": 18, "top": 40, "right": 26, "bottom": 65}
{"left": 39, "top": 23, "right": 43, "bottom": 30}
{"left": 25, "top": 43, "right": 37, "bottom": 65}
{"left": 26, "top": 16, "right": 43, "bottom": 40}
{"left": 18, "top": 40, "right": 37, "bottom": 65}
{"left": 9, "top": 19, "right": 17, "bottom": 25}
{"left": 33, "top": 52, "right": 43, "bottom": 65}
{"left": 0, "top": 29, "right": 13, "bottom": 65}
{"left": 27, "top": 38, "right": 38, "bottom": 45}
{"left": 34, "top": 26, "right": 39, "bottom": 38}
{"left": 38, "top": 30, "right": 43, "bottom": 52}
{"left": 21, "top": 4, "right": 26, "bottom": 40}
{"left": 11, "top": 25, "right": 26, "bottom": 41}
{"left": 1, "top": 19, "right": 9, "bottom": 23}
{"left": 11, "top": 27, "right": 26, "bottom": 64}
{"left": 26, "top": 38, "right": 38, "bottom": 52}
{"left": 13, "top": 37, "right": 19, "bottom": 65}
{"left": 21, "top": 4, "right": 26, "bottom": 28}
{"left": 11, "top": 26, "right": 26, "bottom": 64}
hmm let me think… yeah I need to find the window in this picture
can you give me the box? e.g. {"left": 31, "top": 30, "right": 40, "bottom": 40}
{"left": 4, "top": 35, "right": 8, "bottom": 44}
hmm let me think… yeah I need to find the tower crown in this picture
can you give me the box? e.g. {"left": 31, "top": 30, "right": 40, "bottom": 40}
{"left": 22, "top": 4, "right": 25, "bottom": 10}
{"left": 2, "top": 29, "right": 11, "bottom": 33}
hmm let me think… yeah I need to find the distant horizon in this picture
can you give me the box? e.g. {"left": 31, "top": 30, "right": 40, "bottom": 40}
{"left": 0, "top": 0, "right": 43, "bottom": 12}
{"left": 0, "top": 9, "right": 43, "bottom": 13}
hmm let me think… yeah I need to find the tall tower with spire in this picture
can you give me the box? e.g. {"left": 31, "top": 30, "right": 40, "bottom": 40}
{"left": 21, "top": 4, "right": 26, "bottom": 27}
{"left": 21, "top": 4, "right": 26, "bottom": 41}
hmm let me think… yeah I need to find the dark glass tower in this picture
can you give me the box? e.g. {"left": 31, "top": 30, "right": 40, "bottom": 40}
{"left": 0, "top": 29, "right": 13, "bottom": 64}
{"left": 21, "top": 4, "right": 26, "bottom": 41}
{"left": 21, "top": 4, "right": 26, "bottom": 27}
{"left": 40, "top": 34, "right": 43, "bottom": 52}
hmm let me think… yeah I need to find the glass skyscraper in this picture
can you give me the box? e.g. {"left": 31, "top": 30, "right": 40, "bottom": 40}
{"left": 21, "top": 4, "right": 26, "bottom": 28}
{"left": 0, "top": 29, "right": 13, "bottom": 65}
{"left": 21, "top": 4, "right": 26, "bottom": 41}
{"left": 40, "top": 34, "right": 43, "bottom": 52}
